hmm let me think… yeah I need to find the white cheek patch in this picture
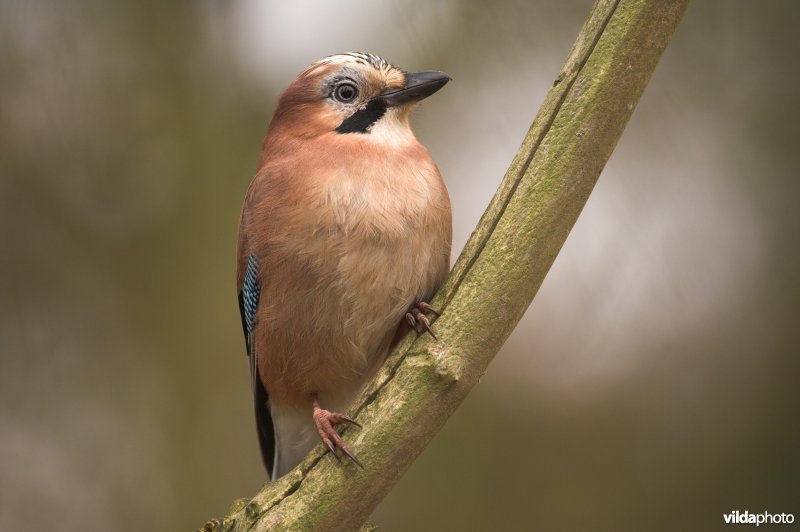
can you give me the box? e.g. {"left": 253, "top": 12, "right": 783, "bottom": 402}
{"left": 367, "top": 108, "right": 416, "bottom": 147}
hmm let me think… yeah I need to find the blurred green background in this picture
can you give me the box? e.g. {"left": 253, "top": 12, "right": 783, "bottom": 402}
{"left": 1, "top": 1, "right": 798, "bottom": 530}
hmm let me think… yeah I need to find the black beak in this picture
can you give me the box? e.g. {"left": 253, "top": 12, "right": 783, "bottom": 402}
{"left": 379, "top": 70, "right": 451, "bottom": 107}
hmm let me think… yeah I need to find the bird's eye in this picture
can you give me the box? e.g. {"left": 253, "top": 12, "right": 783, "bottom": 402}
{"left": 334, "top": 83, "right": 358, "bottom": 103}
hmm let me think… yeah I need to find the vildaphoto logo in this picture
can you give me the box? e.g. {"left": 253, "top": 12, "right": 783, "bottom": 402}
{"left": 723, "top": 510, "right": 795, "bottom": 526}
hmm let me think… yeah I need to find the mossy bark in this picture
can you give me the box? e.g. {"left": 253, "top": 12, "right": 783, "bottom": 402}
{"left": 205, "top": 0, "right": 689, "bottom": 530}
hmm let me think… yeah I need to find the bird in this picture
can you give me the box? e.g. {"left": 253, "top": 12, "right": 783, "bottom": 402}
{"left": 236, "top": 52, "right": 452, "bottom": 480}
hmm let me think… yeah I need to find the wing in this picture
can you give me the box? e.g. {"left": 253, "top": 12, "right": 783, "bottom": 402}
{"left": 237, "top": 232, "right": 275, "bottom": 477}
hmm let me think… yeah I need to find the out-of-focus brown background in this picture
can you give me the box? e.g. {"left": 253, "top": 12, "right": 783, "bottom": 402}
{"left": 1, "top": 1, "right": 797, "bottom": 530}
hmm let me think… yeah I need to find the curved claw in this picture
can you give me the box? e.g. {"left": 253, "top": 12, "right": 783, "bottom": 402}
{"left": 312, "top": 394, "right": 363, "bottom": 468}
{"left": 417, "top": 301, "right": 441, "bottom": 316}
{"left": 408, "top": 306, "right": 437, "bottom": 339}
{"left": 338, "top": 414, "right": 362, "bottom": 429}
{"left": 339, "top": 445, "right": 363, "bottom": 468}
{"left": 420, "top": 318, "right": 437, "bottom": 340}
{"left": 325, "top": 439, "right": 342, "bottom": 462}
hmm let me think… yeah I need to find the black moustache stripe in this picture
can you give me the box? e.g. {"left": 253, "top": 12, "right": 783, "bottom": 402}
{"left": 335, "top": 99, "right": 387, "bottom": 134}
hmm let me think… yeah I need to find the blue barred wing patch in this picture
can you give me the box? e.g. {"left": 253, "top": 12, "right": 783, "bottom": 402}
{"left": 243, "top": 254, "right": 260, "bottom": 335}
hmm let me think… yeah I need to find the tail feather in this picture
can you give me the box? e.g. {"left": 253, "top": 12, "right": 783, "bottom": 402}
{"left": 270, "top": 405, "right": 318, "bottom": 480}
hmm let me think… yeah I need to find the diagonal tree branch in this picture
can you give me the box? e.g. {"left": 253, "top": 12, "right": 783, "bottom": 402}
{"left": 206, "top": 0, "right": 689, "bottom": 529}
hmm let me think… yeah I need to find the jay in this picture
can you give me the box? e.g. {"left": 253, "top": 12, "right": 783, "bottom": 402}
{"left": 236, "top": 53, "right": 452, "bottom": 479}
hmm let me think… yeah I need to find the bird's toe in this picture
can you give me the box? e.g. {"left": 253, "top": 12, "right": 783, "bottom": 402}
{"left": 312, "top": 403, "right": 363, "bottom": 468}
{"left": 407, "top": 301, "right": 439, "bottom": 339}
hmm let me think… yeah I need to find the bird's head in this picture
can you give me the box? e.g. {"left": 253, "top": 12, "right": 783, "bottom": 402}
{"left": 266, "top": 53, "right": 450, "bottom": 144}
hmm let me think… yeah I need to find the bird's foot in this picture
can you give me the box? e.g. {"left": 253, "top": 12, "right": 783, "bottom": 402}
{"left": 405, "top": 301, "right": 440, "bottom": 339}
{"left": 311, "top": 394, "right": 363, "bottom": 468}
